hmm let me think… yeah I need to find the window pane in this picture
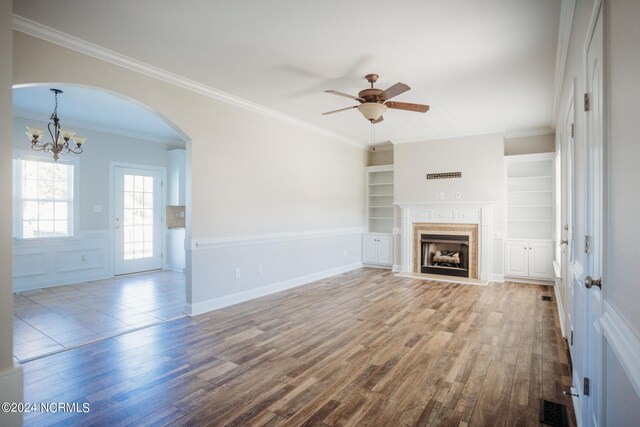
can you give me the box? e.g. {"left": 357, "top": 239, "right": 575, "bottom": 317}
{"left": 143, "top": 225, "right": 153, "bottom": 242}
{"left": 53, "top": 182, "right": 68, "bottom": 200}
{"left": 38, "top": 162, "right": 54, "bottom": 180}
{"left": 24, "top": 179, "right": 37, "bottom": 198}
{"left": 124, "top": 209, "right": 134, "bottom": 226}
{"left": 23, "top": 201, "right": 38, "bottom": 221}
{"left": 144, "top": 176, "right": 153, "bottom": 192}
{"left": 54, "top": 202, "right": 68, "bottom": 220}
{"left": 143, "top": 209, "right": 153, "bottom": 225}
{"left": 143, "top": 193, "right": 153, "bottom": 209}
{"left": 39, "top": 202, "right": 54, "bottom": 220}
{"left": 124, "top": 192, "right": 134, "bottom": 208}
{"left": 54, "top": 164, "right": 68, "bottom": 181}
{"left": 124, "top": 175, "right": 134, "bottom": 191}
{"left": 134, "top": 193, "right": 144, "bottom": 208}
{"left": 38, "top": 179, "right": 53, "bottom": 198}
{"left": 23, "top": 160, "right": 37, "bottom": 179}
{"left": 134, "top": 175, "right": 144, "bottom": 192}
{"left": 54, "top": 220, "right": 67, "bottom": 235}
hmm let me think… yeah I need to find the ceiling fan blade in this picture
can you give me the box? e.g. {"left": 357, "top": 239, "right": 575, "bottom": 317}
{"left": 325, "top": 90, "right": 365, "bottom": 102}
{"left": 379, "top": 82, "right": 410, "bottom": 100}
{"left": 372, "top": 115, "right": 384, "bottom": 124}
{"left": 322, "top": 105, "right": 358, "bottom": 115}
{"left": 385, "top": 101, "right": 430, "bottom": 113}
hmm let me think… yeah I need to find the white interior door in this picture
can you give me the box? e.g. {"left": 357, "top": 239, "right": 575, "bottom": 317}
{"left": 583, "top": 3, "right": 604, "bottom": 425}
{"left": 572, "top": 3, "right": 604, "bottom": 425}
{"left": 114, "top": 166, "right": 163, "bottom": 275}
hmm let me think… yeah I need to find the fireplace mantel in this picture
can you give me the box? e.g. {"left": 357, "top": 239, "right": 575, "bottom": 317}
{"left": 395, "top": 201, "right": 495, "bottom": 281}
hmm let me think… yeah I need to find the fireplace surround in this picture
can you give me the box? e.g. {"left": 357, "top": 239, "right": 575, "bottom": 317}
{"left": 396, "top": 202, "right": 494, "bottom": 281}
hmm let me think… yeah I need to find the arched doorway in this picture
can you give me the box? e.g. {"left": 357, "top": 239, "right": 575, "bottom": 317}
{"left": 11, "top": 83, "right": 192, "bottom": 361}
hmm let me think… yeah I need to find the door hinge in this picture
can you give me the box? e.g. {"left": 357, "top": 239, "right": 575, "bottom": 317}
{"left": 583, "top": 377, "right": 590, "bottom": 396}
{"left": 584, "top": 235, "right": 591, "bottom": 254}
{"left": 570, "top": 330, "right": 573, "bottom": 346}
{"left": 584, "top": 93, "right": 590, "bottom": 111}
{"left": 570, "top": 123, "right": 575, "bottom": 138}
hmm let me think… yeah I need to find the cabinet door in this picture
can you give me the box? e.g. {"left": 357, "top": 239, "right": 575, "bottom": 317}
{"left": 528, "top": 241, "right": 554, "bottom": 279}
{"left": 377, "top": 235, "right": 393, "bottom": 265}
{"left": 362, "top": 235, "right": 379, "bottom": 264}
{"left": 505, "top": 240, "right": 528, "bottom": 277}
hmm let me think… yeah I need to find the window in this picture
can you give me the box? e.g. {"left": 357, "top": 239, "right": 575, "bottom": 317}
{"left": 13, "top": 156, "right": 75, "bottom": 239}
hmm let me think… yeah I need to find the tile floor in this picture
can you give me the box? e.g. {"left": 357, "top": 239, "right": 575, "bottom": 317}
{"left": 13, "top": 270, "right": 186, "bottom": 362}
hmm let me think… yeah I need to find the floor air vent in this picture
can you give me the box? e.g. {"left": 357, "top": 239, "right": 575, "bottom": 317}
{"left": 540, "top": 399, "right": 568, "bottom": 427}
{"left": 542, "top": 295, "right": 553, "bottom": 301}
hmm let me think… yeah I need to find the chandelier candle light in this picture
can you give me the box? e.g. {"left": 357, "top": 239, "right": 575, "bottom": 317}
{"left": 26, "top": 88, "right": 87, "bottom": 161}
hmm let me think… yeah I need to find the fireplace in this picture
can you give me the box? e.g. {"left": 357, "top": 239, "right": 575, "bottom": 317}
{"left": 412, "top": 222, "right": 479, "bottom": 279}
{"left": 398, "top": 202, "right": 494, "bottom": 281}
{"left": 420, "top": 234, "right": 469, "bottom": 277}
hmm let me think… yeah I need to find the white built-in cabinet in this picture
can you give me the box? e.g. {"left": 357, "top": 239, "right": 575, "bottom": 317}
{"left": 362, "top": 234, "right": 393, "bottom": 266}
{"left": 363, "top": 165, "right": 394, "bottom": 267}
{"left": 504, "top": 153, "right": 554, "bottom": 280}
{"left": 504, "top": 239, "right": 554, "bottom": 279}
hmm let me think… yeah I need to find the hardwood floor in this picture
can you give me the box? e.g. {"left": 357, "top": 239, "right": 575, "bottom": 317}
{"left": 21, "top": 268, "right": 574, "bottom": 426}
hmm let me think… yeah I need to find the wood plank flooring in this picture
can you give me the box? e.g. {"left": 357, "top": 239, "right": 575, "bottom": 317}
{"left": 21, "top": 268, "right": 575, "bottom": 426}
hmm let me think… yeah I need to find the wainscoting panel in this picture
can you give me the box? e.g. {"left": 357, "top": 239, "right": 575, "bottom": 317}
{"left": 186, "top": 227, "right": 364, "bottom": 316}
{"left": 13, "top": 230, "right": 111, "bottom": 292}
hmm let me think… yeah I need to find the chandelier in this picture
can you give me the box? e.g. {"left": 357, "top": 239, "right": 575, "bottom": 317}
{"left": 25, "top": 88, "right": 87, "bottom": 161}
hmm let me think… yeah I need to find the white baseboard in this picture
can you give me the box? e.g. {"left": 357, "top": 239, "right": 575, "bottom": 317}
{"left": 503, "top": 276, "right": 555, "bottom": 286}
{"left": 490, "top": 274, "right": 505, "bottom": 283}
{"left": 0, "top": 364, "right": 24, "bottom": 427}
{"left": 601, "top": 301, "right": 640, "bottom": 399}
{"left": 553, "top": 279, "right": 567, "bottom": 338}
{"left": 185, "top": 262, "right": 363, "bottom": 316}
{"left": 392, "top": 264, "right": 401, "bottom": 272}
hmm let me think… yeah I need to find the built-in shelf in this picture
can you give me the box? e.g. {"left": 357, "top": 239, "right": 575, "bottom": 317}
{"left": 366, "top": 165, "right": 394, "bottom": 233}
{"left": 506, "top": 153, "right": 554, "bottom": 241}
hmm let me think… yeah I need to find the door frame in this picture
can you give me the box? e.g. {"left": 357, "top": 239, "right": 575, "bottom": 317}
{"left": 562, "top": 79, "right": 576, "bottom": 341}
{"left": 109, "top": 161, "right": 166, "bottom": 276}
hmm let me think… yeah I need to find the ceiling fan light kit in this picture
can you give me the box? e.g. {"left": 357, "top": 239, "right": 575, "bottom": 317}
{"left": 358, "top": 103, "right": 387, "bottom": 121}
{"left": 323, "top": 73, "right": 430, "bottom": 124}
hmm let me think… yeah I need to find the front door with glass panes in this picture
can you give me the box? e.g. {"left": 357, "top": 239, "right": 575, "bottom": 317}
{"left": 113, "top": 166, "right": 162, "bottom": 275}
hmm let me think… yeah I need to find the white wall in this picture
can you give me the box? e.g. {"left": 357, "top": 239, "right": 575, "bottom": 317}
{"left": 394, "top": 133, "right": 506, "bottom": 277}
{"left": 12, "top": 31, "right": 367, "bottom": 313}
{"left": 12, "top": 116, "right": 178, "bottom": 291}
{"left": 0, "top": 1, "right": 24, "bottom": 426}
{"left": 504, "top": 133, "right": 555, "bottom": 155}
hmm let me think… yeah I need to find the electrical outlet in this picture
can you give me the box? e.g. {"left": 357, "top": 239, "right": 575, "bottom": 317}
{"left": 235, "top": 268, "right": 241, "bottom": 279}
{"left": 455, "top": 192, "right": 462, "bottom": 199}
{"left": 93, "top": 205, "right": 102, "bottom": 213}
{"left": 258, "top": 264, "right": 263, "bottom": 274}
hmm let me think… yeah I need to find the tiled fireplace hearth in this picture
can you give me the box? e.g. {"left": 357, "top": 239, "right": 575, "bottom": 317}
{"left": 396, "top": 202, "right": 494, "bottom": 281}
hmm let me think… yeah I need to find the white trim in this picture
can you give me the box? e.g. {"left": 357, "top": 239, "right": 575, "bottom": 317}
{"left": 554, "top": 279, "right": 567, "bottom": 338}
{"left": 0, "top": 364, "right": 24, "bottom": 427}
{"left": 600, "top": 301, "right": 640, "bottom": 399}
{"left": 490, "top": 274, "right": 505, "bottom": 283}
{"left": 187, "top": 227, "right": 364, "bottom": 251}
{"left": 552, "top": 0, "right": 577, "bottom": 121}
{"left": 185, "top": 262, "right": 363, "bottom": 316}
{"left": 12, "top": 15, "right": 364, "bottom": 150}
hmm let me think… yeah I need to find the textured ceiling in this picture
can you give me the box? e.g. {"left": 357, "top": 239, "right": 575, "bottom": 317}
{"left": 13, "top": 0, "right": 561, "bottom": 146}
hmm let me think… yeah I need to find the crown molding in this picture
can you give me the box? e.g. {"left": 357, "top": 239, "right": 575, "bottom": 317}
{"left": 552, "top": 0, "right": 576, "bottom": 122}
{"left": 13, "top": 110, "right": 185, "bottom": 146}
{"left": 12, "top": 15, "right": 365, "bottom": 150}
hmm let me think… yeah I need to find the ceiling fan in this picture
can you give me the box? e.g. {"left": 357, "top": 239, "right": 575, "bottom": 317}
{"left": 322, "top": 73, "right": 429, "bottom": 123}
